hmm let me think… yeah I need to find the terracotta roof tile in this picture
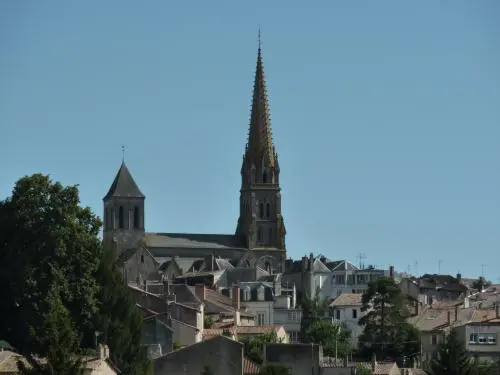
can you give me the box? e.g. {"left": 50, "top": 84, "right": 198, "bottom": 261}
{"left": 329, "top": 293, "right": 362, "bottom": 307}
{"left": 243, "top": 357, "right": 261, "bottom": 374}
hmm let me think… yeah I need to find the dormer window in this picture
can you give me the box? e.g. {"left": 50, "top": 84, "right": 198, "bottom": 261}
{"left": 244, "top": 287, "right": 251, "bottom": 301}
{"left": 257, "top": 285, "right": 265, "bottom": 301}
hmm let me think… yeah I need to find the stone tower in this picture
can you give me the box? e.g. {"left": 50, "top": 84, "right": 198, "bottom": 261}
{"left": 103, "top": 161, "right": 145, "bottom": 255}
{"left": 235, "top": 40, "right": 286, "bottom": 264}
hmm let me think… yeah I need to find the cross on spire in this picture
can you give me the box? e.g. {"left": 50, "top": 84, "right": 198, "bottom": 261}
{"left": 121, "top": 145, "right": 126, "bottom": 163}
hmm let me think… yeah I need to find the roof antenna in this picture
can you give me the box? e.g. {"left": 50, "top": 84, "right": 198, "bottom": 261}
{"left": 121, "top": 145, "right": 126, "bottom": 163}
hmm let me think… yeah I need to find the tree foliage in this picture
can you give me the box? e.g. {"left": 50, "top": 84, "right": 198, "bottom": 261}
{"left": 358, "top": 276, "right": 420, "bottom": 361}
{"left": 242, "top": 331, "right": 280, "bottom": 364}
{"left": 300, "top": 290, "right": 352, "bottom": 358}
{"left": 0, "top": 174, "right": 150, "bottom": 374}
{"left": 430, "top": 328, "right": 471, "bottom": 375}
{"left": 260, "top": 363, "right": 290, "bottom": 375}
{"left": 471, "top": 277, "right": 491, "bottom": 291}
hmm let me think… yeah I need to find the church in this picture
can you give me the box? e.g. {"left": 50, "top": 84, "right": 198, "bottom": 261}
{"left": 102, "top": 42, "right": 287, "bottom": 277}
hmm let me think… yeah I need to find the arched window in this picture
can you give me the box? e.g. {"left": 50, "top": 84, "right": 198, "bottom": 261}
{"left": 134, "top": 206, "right": 140, "bottom": 229}
{"left": 257, "top": 228, "right": 263, "bottom": 243}
{"left": 262, "top": 171, "right": 268, "bottom": 183}
{"left": 265, "top": 203, "right": 270, "bottom": 218}
{"left": 259, "top": 203, "right": 264, "bottom": 219}
{"left": 118, "top": 206, "right": 125, "bottom": 229}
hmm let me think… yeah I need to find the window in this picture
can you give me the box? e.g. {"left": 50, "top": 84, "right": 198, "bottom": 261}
{"left": 259, "top": 203, "right": 264, "bottom": 219}
{"left": 352, "top": 309, "right": 357, "bottom": 319}
{"left": 335, "top": 275, "right": 345, "bottom": 285}
{"left": 262, "top": 172, "right": 268, "bottom": 183}
{"left": 265, "top": 202, "right": 270, "bottom": 218}
{"left": 258, "top": 313, "right": 265, "bottom": 325}
{"left": 257, "top": 228, "right": 263, "bottom": 243}
{"left": 140, "top": 254, "right": 144, "bottom": 263}
{"left": 118, "top": 206, "right": 125, "bottom": 229}
{"left": 288, "top": 311, "right": 299, "bottom": 321}
{"left": 134, "top": 206, "right": 140, "bottom": 229}
{"left": 470, "top": 333, "right": 497, "bottom": 345}
{"left": 335, "top": 309, "right": 340, "bottom": 320}
{"left": 431, "top": 334, "right": 437, "bottom": 345}
{"left": 289, "top": 331, "right": 299, "bottom": 344}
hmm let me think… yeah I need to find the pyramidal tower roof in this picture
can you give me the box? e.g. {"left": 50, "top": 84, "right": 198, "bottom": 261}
{"left": 103, "top": 161, "right": 144, "bottom": 200}
{"left": 245, "top": 32, "right": 276, "bottom": 167}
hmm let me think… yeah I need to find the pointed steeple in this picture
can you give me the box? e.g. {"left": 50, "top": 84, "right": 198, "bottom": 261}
{"left": 103, "top": 162, "right": 144, "bottom": 200}
{"left": 244, "top": 33, "right": 277, "bottom": 170}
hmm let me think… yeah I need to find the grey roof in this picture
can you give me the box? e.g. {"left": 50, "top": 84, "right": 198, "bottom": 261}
{"left": 312, "top": 258, "right": 331, "bottom": 273}
{"left": 145, "top": 233, "right": 241, "bottom": 249}
{"left": 103, "top": 162, "right": 144, "bottom": 200}
{"left": 116, "top": 247, "right": 139, "bottom": 265}
{"left": 326, "top": 260, "right": 359, "bottom": 272}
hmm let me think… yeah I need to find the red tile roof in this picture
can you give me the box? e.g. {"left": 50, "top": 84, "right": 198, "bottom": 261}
{"left": 243, "top": 357, "right": 261, "bottom": 374}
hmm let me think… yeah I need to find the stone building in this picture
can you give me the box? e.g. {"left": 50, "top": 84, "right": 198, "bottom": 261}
{"left": 102, "top": 41, "right": 287, "bottom": 274}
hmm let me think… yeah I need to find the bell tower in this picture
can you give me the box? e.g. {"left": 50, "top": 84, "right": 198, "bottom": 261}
{"left": 235, "top": 35, "right": 286, "bottom": 259}
{"left": 103, "top": 161, "right": 145, "bottom": 255}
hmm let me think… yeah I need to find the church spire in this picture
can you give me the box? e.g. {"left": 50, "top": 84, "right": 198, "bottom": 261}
{"left": 244, "top": 32, "right": 277, "bottom": 172}
{"left": 236, "top": 34, "right": 286, "bottom": 260}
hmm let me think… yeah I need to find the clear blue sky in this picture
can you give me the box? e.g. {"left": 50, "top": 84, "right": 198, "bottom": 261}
{"left": 1, "top": 1, "right": 499, "bottom": 281}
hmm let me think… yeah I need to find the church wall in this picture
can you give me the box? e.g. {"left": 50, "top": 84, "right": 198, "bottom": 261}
{"left": 149, "top": 247, "right": 246, "bottom": 261}
{"left": 122, "top": 249, "right": 159, "bottom": 283}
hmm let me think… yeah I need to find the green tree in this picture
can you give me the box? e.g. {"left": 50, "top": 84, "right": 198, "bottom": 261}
{"left": 242, "top": 331, "right": 279, "bottom": 364}
{"left": 304, "top": 319, "right": 352, "bottom": 358}
{"left": 0, "top": 174, "right": 151, "bottom": 375}
{"left": 17, "top": 288, "right": 83, "bottom": 375}
{"left": 261, "top": 363, "right": 290, "bottom": 375}
{"left": 0, "top": 174, "right": 102, "bottom": 355}
{"left": 300, "top": 292, "right": 328, "bottom": 340}
{"left": 471, "top": 277, "right": 491, "bottom": 291}
{"left": 93, "top": 247, "right": 151, "bottom": 375}
{"left": 355, "top": 364, "right": 372, "bottom": 375}
{"left": 204, "top": 315, "right": 215, "bottom": 329}
{"left": 430, "top": 328, "right": 471, "bottom": 375}
{"left": 469, "top": 356, "right": 499, "bottom": 375}
{"left": 358, "top": 276, "right": 420, "bottom": 361}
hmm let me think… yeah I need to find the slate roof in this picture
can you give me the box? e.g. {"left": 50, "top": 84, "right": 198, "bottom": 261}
{"left": 143, "top": 233, "right": 247, "bottom": 251}
{"left": 103, "top": 162, "right": 144, "bottom": 200}
{"left": 311, "top": 258, "right": 331, "bottom": 273}
{"left": 329, "top": 293, "right": 363, "bottom": 307}
{"left": 327, "top": 260, "right": 359, "bottom": 272}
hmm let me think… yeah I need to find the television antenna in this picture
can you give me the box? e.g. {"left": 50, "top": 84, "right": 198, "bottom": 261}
{"left": 358, "top": 253, "right": 366, "bottom": 269}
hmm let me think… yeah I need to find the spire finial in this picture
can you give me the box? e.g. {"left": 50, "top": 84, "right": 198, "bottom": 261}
{"left": 121, "top": 145, "right": 125, "bottom": 163}
{"left": 258, "top": 28, "right": 261, "bottom": 53}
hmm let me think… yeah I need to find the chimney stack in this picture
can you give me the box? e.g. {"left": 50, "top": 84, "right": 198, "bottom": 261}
{"left": 232, "top": 285, "right": 241, "bottom": 310}
{"left": 195, "top": 284, "right": 206, "bottom": 302}
{"left": 456, "top": 273, "right": 462, "bottom": 283}
{"left": 447, "top": 311, "right": 451, "bottom": 325}
{"left": 389, "top": 265, "right": 395, "bottom": 278}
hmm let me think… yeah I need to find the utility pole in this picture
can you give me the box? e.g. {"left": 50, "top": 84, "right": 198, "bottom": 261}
{"left": 414, "top": 261, "right": 419, "bottom": 277}
{"left": 481, "top": 264, "right": 486, "bottom": 278}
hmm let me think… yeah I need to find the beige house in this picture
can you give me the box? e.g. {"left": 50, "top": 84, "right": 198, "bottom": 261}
{"left": 455, "top": 306, "right": 500, "bottom": 362}
{"left": 408, "top": 304, "right": 474, "bottom": 362}
{"left": 329, "top": 293, "right": 365, "bottom": 346}
{"left": 0, "top": 345, "right": 119, "bottom": 375}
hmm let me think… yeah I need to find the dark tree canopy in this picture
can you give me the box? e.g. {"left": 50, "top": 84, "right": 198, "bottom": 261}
{"left": 358, "top": 276, "right": 420, "bottom": 362}
{"left": 242, "top": 331, "right": 279, "bottom": 364}
{"left": 300, "top": 291, "right": 352, "bottom": 358}
{"left": 430, "top": 328, "right": 471, "bottom": 375}
{"left": 0, "top": 174, "right": 150, "bottom": 375}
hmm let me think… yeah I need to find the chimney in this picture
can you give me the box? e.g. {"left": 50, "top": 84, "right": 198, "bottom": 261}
{"left": 455, "top": 305, "right": 458, "bottom": 321}
{"left": 447, "top": 311, "right": 451, "bottom": 324}
{"left": 496, "top": 304, "right": 499, "bottom": 319}
{"left": 371, "top": 353, "right": 377, "bottom": 372}
{"left": 195, "top": 284, "right": 206, "bottom": 302}
{"left": 204, "top": 254, "right": 215, "bottom": 271}
{"left": 98, "top": 344, "right": 109, "bottom": 360}
{"left": 301, "top": 256, "right": 308, "bottom": 272}
{"left": 389, "top": 265, "right": 395, "bottom": 278}
{"left": 232, "top": 285, "right": 241, "bottom": 310}
{"left": 456, "top": 273, "right": 462, "bottom": 283}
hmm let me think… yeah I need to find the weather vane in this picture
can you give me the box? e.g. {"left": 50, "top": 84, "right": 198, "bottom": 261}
{"left": 121, "top": 145, "right": 125, "bottom": 162}
{"left": 258, "top": 28, "right": 261, "bottom": 50}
